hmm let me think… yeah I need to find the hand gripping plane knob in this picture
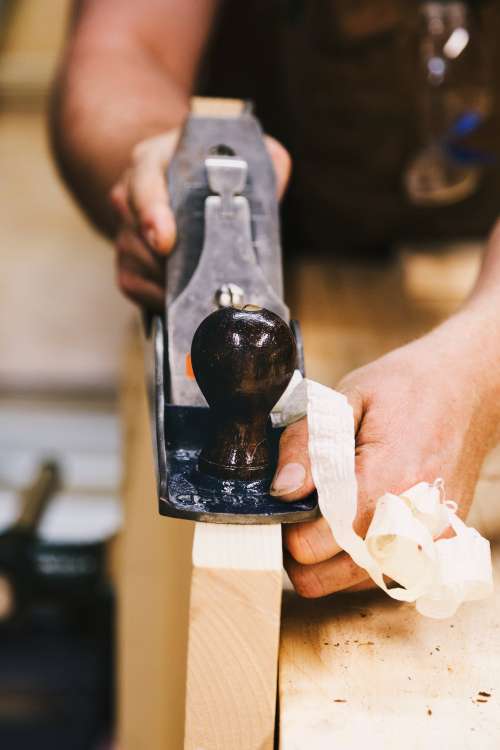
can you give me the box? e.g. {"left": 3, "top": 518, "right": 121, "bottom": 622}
{"left": 191, "top": 305, "right": 297, "bottom": 480}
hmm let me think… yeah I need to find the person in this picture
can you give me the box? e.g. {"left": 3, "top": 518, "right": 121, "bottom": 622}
{"left": 50, "top": 0, "right": 500, "bottom": 597}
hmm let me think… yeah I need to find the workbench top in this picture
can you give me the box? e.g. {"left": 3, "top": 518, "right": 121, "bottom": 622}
{"left": 278, "top": 246, "right": 500, "bottom": 749}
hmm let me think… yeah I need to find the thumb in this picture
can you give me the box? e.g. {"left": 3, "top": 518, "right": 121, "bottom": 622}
{"left": 270, "top": 379, "right": 365, "bottom": 502}
{"left": 270, "top": 417, "right": 315, "bottom": 502}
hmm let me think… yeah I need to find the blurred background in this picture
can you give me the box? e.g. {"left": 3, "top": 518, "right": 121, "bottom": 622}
{"left": 0, "top": 1, "right": 497, "bottom": 748}
{"left": 0, "top": 2, "right": 131, "bottom": 747}
{"left": 0, "top": 0, "right": 131, "bottom": 391}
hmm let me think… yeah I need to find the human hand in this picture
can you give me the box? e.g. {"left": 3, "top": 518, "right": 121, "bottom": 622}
{"left": 109, "top": 131, "right": 291, "bottom": 310}
{"left": 272, "top": 316, "right": 500, "bottom": 597}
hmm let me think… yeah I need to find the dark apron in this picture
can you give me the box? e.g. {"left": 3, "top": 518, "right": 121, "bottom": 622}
{"left": 200, "top": 1, "right": 500, "bottom": 255}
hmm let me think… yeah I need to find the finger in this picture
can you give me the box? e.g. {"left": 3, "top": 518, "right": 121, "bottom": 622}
{"left": 270, "top": 417, "right": 315, "bottom": 501}
{"left": 130, "top": 161, "right": 176, "bottom": 254}
{"left": 116, "top": 266, "right": 164, "bottom": 312}
{"left": 110, "top": 171, "right": 136, "bottom": 226}
{"left": 264, "top": 135, "right": 292, "bottom": 200}
{"left": 282, "top": 461, "right": 380, "bottom": 565}
{"left": 285, "top": 551, "right": 368, "bottom": 598}
{"left": 343, "top": 578, "right": 377, "bottom": 593}
{"left": 130, "top": 131, "right": 180, "bottom": 253}
{"left": 116, "top": 228, "right": 165, "bottom": 285}
{"left": 283, "top": 516, "right": 340, "bottom": 564}
{"left": 344, "top": 573, "right": 395, "bottom": 593}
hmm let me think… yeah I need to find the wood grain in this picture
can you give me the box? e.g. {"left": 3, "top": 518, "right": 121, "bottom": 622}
{"left": 118, "top": 325, "right": 194, "bottom": 749}
{"left": 280, "top": 546, "right": 500, "bottom": 749}
{"left": 191, "top": 96, "right": 245, "bottom": 117}
{"left": 191, "top": 306, "right": 296, "bottom": 480}
{"left": 185, "top": 523, "right": 283, "bottom": 750}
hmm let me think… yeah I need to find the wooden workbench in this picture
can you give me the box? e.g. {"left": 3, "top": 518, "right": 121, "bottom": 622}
{"left": 118, "top": 245, "right": 500, "bottom": 749}
{"left": 280, "top": 546, "right": 500, "bottom": 749}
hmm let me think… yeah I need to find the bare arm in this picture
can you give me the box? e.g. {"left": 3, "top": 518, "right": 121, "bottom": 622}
{"left": 469, "top": 220, "right": 500, "bottom": 312}
{"left": 50, "top": 0, "right": 218, "bottom": 234}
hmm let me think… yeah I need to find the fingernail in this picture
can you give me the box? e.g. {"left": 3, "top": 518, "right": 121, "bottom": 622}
{"left": 152, "top": 210, "right": 176, "bottom": 252}
{"left": 270, "top": 463, "right": 306, "bottom": 496}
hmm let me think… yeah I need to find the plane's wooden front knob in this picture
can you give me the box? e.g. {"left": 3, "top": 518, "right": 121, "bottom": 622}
{"left": 191, "top": 305, "right": 296, "bottom": 480}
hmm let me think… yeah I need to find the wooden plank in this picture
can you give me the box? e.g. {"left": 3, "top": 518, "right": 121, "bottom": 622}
{"left": 191, "top": 96, "right": 245, "bottom": 117}
{"left": 280, "top": 245, "right": 500, "bottom": 748}
{"left": 185, "top": 523, "right": 283, "bottom": 750}
{"left": 118, "top": 326, "right": 194, "bottom": 749}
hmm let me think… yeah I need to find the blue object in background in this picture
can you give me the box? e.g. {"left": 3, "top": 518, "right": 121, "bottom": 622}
{"left": 443, "top": 110, "right": 497, "bottom": 165}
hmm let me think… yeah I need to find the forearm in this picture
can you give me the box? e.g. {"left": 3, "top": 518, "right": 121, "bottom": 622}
{"left": 468, "top": 219, "right": 500, "bottom": 308}
{"left": 419, "top": 222, "right": 500, "bottom": 436}
{"left": 49, "top": 0, "right": 217, "bottom": 235}
{"left": 451, "top": 220, "right": 500, "bottom": 351}
{"left": 50, "top": 44, "right": 189, "bottom": 235}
